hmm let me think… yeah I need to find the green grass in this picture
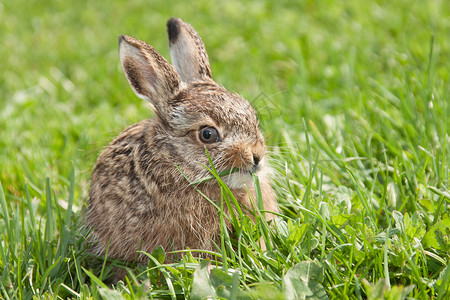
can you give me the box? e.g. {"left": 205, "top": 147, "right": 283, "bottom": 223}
{"left": 1, "top": 0, "right": 449, "bottom": 298}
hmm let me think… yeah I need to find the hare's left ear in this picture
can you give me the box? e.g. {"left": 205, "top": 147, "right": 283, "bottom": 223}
{"left": 167, "top": 18, "right": 212, "bottom": 84}
{"left": 119, "top": 35, "right": 181, "bottom": 112}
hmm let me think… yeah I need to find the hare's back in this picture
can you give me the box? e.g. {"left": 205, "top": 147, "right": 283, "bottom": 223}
{"left": 88, "top": 119, "right": 155, "bottom": 218}
{"left": 92, "top": 119, "right": 153, "bottom": 182}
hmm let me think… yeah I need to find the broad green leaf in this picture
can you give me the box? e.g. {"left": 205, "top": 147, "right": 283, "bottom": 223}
{"left": 331, "top": 214, "right": 352, "bottom": 227}
{"left": 190, "top": 260, "right": 241, "bottom": 300}
{"left": 282, "top": 261, "right": 327, "bottom": 300}
{"left": 247, "top": 284, "right": 285, "bottom": 300}
{"left": 190, "top": 261, "right": 217, "bottom": 299}
{"left": 98, "top": 288, "right": 126, "bottom": 300}
{"left": 423, "top": 218, "right": 450, "bottom": 250}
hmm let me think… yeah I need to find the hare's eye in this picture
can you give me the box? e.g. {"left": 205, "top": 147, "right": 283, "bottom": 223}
{"left": 199, "top": 127, "right": 220, "bottom": 144}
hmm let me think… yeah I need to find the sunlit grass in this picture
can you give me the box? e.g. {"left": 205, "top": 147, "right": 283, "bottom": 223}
{"left": 1, "top": 0, "right": 449, "bottom": 298}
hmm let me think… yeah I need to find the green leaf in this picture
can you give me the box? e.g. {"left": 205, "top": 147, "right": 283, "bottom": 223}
{"left": 334, "top": 186, "right": 353, "bottom": 213}
{"left": 282, "top": 261, "right": 327, "bottom": 300}
{"left": 362, "top": 279, "right": 414, "bottom": 300}
{"left": 330, "top": 214, "right": 352, "bottom": 227}
{"left": 247, "top": 284, "right": 285, "bottom": 299}
{"left": 301, "top": 237, "right": 319, "bottom": 253}
{"left": 274, "top": 219, "right": 289, "bottom": 241}
{"left": 437, "top": 265, "right": 450, "bottom": 299}
{"left": 152, "top": 245, "right": 166, "bottom": 264}
{"left": 81, "top": 267, "right": 109, "bottom": 289}
{"left": 392, "top": 210, "right": 404, "bottom": 233}
{"left": 190, "top": 260, "right": 241, "bottom": 300}
{"left": 404, "top": 212, "right": 426, "bottom": 239}
{"left": 422, "top": 218, "right": 450, "bottom": 250}
{"left": 98, "top": 288, "right": 126, "bottom": 300}
{"left": 286, "top": 219, "right": 307, "bottom": 247}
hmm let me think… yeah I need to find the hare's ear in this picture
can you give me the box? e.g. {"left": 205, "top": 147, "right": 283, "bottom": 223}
{"left": 119, "top": 35, "right": 181, "bottom": 110}
{"left": 167, "top": 18, "right": 212, "bottom": 84}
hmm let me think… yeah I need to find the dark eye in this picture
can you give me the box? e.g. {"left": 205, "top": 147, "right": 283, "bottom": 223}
{"left": 199, "top": 127, "right": 220, "bottom": 144}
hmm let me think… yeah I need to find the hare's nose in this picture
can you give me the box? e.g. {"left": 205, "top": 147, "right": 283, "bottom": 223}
{"left": 253, "top": 154, "right": 260, "bottom": 166}
{"left": 251, "top": 154, "right": 262, "bottom": 173}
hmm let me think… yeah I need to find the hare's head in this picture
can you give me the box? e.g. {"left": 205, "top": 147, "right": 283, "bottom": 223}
{"left": 119, "top": 18, "right": 268, "bottom": 188}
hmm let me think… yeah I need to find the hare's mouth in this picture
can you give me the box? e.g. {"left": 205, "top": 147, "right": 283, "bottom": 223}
{"left": 191, "top": 166, "right": 261, "bottom": 188}
{"left": 223, "top": 167, "right": 260, "bottom": 189}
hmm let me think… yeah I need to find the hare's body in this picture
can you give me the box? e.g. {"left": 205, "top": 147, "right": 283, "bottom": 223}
{"left": 87, "top": 18, "right": 277, "bottom": 266}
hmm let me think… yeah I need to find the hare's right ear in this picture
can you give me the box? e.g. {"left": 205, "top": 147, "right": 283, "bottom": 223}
{"left": 167, "top": 18, "right": 212, "bottom": 84}
{"left": 119, "top": 35, "right": 181, "bottom": 110}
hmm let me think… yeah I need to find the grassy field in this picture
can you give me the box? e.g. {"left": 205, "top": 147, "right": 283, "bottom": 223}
{"left": 1, "top": 0, "right": 449, "bottom": 299}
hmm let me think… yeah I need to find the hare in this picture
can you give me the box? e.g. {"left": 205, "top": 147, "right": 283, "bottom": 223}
{"left": 87, "top": 18, "right": 278, "bottom": 269}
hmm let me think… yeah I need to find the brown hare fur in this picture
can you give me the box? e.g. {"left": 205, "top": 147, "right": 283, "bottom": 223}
{"left": 87, "top": 18, "right": 278, "bottom": 273}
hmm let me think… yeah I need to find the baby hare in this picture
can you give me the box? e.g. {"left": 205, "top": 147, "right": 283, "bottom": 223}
{"left": 87, "top": 18, "right": 278, "bottom": 268}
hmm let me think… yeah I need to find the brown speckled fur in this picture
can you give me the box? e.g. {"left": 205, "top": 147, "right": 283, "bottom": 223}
{"left": 87, "top": 18, "right": 278, "bottom": 275}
